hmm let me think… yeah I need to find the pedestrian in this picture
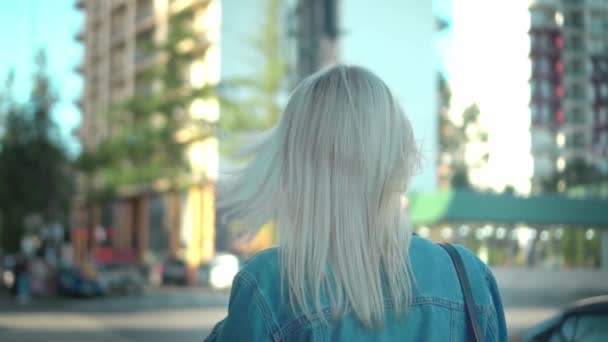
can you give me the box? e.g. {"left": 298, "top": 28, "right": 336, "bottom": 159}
{"left": 15, "top": 254, "right": 31, "bottom": 305}
{"left": 206, "top": 65, "right": 507, "bottom": 341}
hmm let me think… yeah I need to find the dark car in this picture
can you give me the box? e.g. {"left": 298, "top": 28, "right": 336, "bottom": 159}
{"left": 56, "top": 265, "right": 104, "bottom": 298}
{"left": 161, "top": 258, "right": 189, "bottom": 285}
{"left": 97, "top": 263, "right": 145, "bottom": 295}
{"left": 520, "top": 295, "right": 608, "bottom": 342}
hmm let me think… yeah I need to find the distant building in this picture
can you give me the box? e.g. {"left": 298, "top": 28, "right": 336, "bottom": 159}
{"left": 529, "top": 0, "right": 608, "bottom": 192}
{"left": 74, "top": 0, "right": 220, "bottom": 268}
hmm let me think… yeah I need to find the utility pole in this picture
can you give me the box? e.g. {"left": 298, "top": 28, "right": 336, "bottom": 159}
{"left": 295, "top": 0, "right": 339, "bottom": 81}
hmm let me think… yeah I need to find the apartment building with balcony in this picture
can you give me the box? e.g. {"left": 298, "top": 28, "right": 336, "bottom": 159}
{"left": 529, "top": 0, "right": 608, "bottom": 192}
{"left": 74, "top": 0, "right": 220, "bottom": 270}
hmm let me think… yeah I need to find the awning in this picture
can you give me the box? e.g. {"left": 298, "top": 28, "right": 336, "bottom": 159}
{"left": 408, "top": 191, "right": 608, "bottom": 227}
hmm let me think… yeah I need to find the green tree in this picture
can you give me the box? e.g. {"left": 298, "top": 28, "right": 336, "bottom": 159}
{"left": 218, "top": 0, "right": 287, "bottom": 150}
{"left": 0, "top": 51, "right": 74, "bottom": 253}
{"left": 437, "top": 76, "right": 488, "bottom": 190}
{"left": 541, "top": 158, "right": 604, "bottom": 193}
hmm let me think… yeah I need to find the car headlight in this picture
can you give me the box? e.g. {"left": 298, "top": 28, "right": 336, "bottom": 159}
{"left": 2, "top": 270, "right": 15, "bottom": 288}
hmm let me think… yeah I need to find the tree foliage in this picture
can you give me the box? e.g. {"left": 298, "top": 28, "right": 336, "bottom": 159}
{"left": 437, "top": 75, "right": 488, "bottom": 190}
{"left": 216, "top": 0, "right": 287, "bottom": 164}
{"left": 0, "top": 51, "right": 74, "bottom": 253}
{"left": 541, "top": 158, "right": 606, "bottom": 194}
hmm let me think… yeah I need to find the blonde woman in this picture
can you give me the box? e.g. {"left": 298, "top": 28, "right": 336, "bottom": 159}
{"left": 206, "top": 65, "right": 507, "bottom": 341}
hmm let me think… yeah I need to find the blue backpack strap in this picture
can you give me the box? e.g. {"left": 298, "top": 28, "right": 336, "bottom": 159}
{"left": 439, "top": 243, "right": 485, "bottom": 342}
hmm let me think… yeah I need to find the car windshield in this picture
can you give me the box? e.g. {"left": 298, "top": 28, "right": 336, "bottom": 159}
{"left": 553, "top": 314, "right": 608, "bottom": 342}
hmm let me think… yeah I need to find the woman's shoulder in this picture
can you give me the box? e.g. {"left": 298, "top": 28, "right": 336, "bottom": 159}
{"left": 409, "top": 236, "right": 497, "bottom": 307}
{"left": 236, "top": 247, "right": 281, "bottom": 284}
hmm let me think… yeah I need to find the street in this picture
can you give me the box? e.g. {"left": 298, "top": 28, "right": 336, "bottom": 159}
{"left": 0, "top": 285, "right": 602, "bottom": 341}
{"left": 0, "top": 287, "right": 228, "bottom": 342}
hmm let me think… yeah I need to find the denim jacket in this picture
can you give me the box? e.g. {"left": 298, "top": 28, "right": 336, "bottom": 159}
{"left": 205, "top": 236, "right": 508, "bottom": 341}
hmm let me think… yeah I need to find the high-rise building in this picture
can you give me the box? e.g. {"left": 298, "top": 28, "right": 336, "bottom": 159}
{"left": 76, "top": 0, "right": 220, "bottom": 153}
{"left": 529, "top": 0, "right": 608, "bottom": 192}
{"left": 74, "top": 0, "right": 220, "bottom": 267}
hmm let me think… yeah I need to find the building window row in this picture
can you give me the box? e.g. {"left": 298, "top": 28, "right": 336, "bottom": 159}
{"left": 567, "top": 131, "right": 586, "bottom": 148}
{"left": 532, "top": 79, "right": 555, "bottom": 98}
{"left": 564, "top": 34, "right": 584, "bottom": 50}
{"left": 596, "top": 131, "right": 608, "bottom": 147}
{"left": 597, "top": 106, "right": 608, "bottom": 126}
{"left": 532, "top": 104, "right": 556, "bottom": 125}
{"left": 566, "top": 107, "right": 586, "bottom": 124}
{"left": 531, "top": 34, "right": 561, "bottom": 52}
{"left": 531, "top": 9, "right": 558, "bottom": 27}
{"left": 566, "top": 82, "right": 586, "bottom": 99}
{"left": 588, "top": 14, "right": 608, "bottom": 33}
{"left": 594, "top": 84, "right": 608, "bottom": 103}
{"left": 136, "top": 0, "right": 154, "bottom": 22}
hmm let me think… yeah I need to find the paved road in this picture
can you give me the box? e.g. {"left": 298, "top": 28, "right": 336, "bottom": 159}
{"left": 0, "top": 286, "right": 601, "bottom": 341}
{"left": 0, "top": 287, "right": 228, "bottom": 342}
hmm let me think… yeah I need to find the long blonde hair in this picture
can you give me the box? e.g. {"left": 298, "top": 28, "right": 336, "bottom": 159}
{"left": 218, "top": 65, "right": 419, "bottom": 328}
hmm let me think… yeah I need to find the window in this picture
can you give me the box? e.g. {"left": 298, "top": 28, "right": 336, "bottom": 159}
{"left": 601, "top": 132, "right": 608, "bottom": 146}
{"left": 135, "top": 29, "right": 155, "bottom": 63}
{"left": 111, "top": 6, "right": 127, "bottom": 44}
{"left": 541, "top": 81, "right": 551, "bottom": 98}
{"left": 567, "top": 83, "right": 585, "bottom": 99}
{"left": 568, "top": 132, "right": 586, "bottom": 148}
{"left": 532, "top": 105, "right": 542, "bottom": 123}
{"left": 533, "top": 35, "right": 551, "bottom": 51}
{"left": 597, "top": 61, "right": 608, "bottom": 75}
{"left": 551, "top": 314, "right": 608, "bottom": 341}
{"left": 541, "top": 105, "right": 551, "bottom": 123}
{"left": 566, "top": 35, "right": 584, "bottom": 49}
{"left": 568, "top": 107, "right": 586, "bottom": 124}
{"left": 567, "top": 58, "right": 584, "bottom": 73}
{"left": 598, "top": 106, "right": 608, "bottom": 125}
{"left": 534, "top": 58, "right": 550, "bottom": 75}
{"left": 531, "top": 9, "right": 555, "bottom": 26}
{"left": 136, "top": 0, "right": 154, "bottom": 22}
{"left": 532, "top": 80, "right": 552, "bottom": 98}
{"left": 601, "top": 84, "right": 608, "bottom": 98}
{"left": 565, "top": 11, "right": 584, "bottom": 29}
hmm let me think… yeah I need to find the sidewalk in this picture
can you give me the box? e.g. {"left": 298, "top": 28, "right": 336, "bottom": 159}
{"left": 0, "top": 290, "right": 71, "bottom": 312}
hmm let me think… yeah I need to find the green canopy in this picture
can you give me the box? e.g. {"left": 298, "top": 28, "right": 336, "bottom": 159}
{"left": 408, "top": 191, "right": 608, "bottom": 227}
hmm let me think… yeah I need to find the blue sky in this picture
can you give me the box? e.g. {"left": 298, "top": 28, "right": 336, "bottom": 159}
{"left": 0, "top": 0, "right": 82, "bottom": 155}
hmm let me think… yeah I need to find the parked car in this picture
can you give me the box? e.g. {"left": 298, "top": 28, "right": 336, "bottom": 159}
{"left": 197, "top": 253, "right": 241, "bottom": 290}
{"left": 160, "top": 257, "right": 189, "bottom": 285}
{"left": 97, "top": 263, "right": 145, "bottom": 295}
{"left": 519, "top": 295, "right": 608, "bottom": 342}
{"left": 56, "top": 265, "right": 104, "bottom": 298}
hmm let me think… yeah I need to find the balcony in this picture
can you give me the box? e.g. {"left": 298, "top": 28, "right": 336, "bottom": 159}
{"left": 136, "top": 0, "right": 154, "bottom": 22}
{"left": 110, "top": 30, "right": 126, "bottom": 48}
{"left": 110, "top": 64, "right": 126, "bottom": 85}
{"left": 112, "top": 0, "right": 127, "bottom": 10}
{"left": 136, "top": 15, "right": 156, "bottom": 33}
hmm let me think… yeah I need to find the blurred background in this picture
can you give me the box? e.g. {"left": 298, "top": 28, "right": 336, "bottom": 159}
{"left": 0, "top": 0, "right": 607, "bottom": 341}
